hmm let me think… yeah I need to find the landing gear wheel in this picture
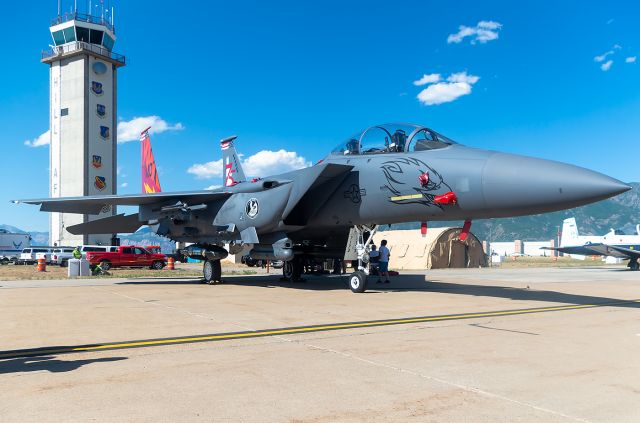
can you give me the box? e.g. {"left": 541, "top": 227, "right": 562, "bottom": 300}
{"left": 349, "top": 271, "right": 367, "bottom": 293}
{"left": 628, "top": 259, "right": 639, "bottom": 271}
{"left": 203, "top": 259, "right": 222, "bottom": 284}
{"left": 283, "top": 257, "right": 304, "bottom": 281}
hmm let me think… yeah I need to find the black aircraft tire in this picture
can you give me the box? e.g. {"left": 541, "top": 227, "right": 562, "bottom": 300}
{"left": 203, "top": 259, "right": 222, "bottom": 284}
{"left": 283, "top": 258, "right": 304, "bottom": 281}
{"left": 213, "top": 259, "right": 222, "bottom": 282}
{"left": 629, "top": 260, "right": 639, "bottom": 271}
{"left": 349, "top": 271, "right": 367, "bottom": 293}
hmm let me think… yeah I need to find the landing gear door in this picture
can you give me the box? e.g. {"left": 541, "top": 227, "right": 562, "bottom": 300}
{"left": 344, "top": 228, "right": 358, "bottom": 261}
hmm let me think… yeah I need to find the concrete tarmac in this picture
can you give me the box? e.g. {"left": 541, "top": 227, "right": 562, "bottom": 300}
{"left": 1, "top": 267, "right": 639, "bottom": 422}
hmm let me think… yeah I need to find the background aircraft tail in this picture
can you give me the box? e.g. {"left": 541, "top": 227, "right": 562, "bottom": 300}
{"left": 141, "top": 128, "right": 162, "bottom": 193}
{"left": 221, "top": 135, "right": 246, "bottom": 187}
{"left": 560, "top": 217, "right": 579, "bottom": 247}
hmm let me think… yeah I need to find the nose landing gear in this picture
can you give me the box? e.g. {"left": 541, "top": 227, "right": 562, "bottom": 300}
{"left": 347, "top": 224, "right": 378, "bottom": 293}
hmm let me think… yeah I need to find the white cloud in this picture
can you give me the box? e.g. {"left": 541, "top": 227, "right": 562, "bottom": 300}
{"left": 626, "top": 56, "right": 636, "bottom": 63}
{"left": 594, "top": 45, "right": 623, "bottom": 70}
{"left": 187, "top": 159, "right": 223, "bottom": 179}
{"left": 120, "top": 182, "right": 128, "bottom": 188}
{"left": 447, "top": 20, "right": 502, "bottom": 44}
{"left": 600, "top": 60, "right": 613, "bottom": 71}
{"left": 242, "top": 150, "right": 311, "bottom": 176}
{"left": 606, "top": 18, "right": 614, "bottom": 24}
{"left": 205, "top": 184, "right": 222, "bottom": 190}
{"left": 413, "top": 73, "right": 441, "bottom": 86}
{"left": 188, "top": 150, "right": 311, "bottom": 180}
{"left": 446, "top": 72, "right": 480, "bottom": 84}
{"left": 117, "top": 115, "right": 184, "bottom": 143}
{"left": 594, "top": 50, "right": 614, "bottom": 62}
{"left": 414, "top": 71, "right": 480, "bottom": 106}
{"left": 24, "top": 130, "right": 50, "bottom": 147}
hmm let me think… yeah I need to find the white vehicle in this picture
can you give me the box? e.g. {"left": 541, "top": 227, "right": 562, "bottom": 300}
{"left": 20, "top": 247, "right": 54, "bottom": 264}
{"left": 79, "top": 245, "right": 118, "bottom": 257}
{"left": 51, "top": 247, "right": 76, "bottom": 267}
{"left": 0, "top": 229, "right": 31, "bottom": 263}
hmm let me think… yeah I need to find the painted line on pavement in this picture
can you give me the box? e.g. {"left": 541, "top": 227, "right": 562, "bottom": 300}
{"left": 1, "top": 299, "right": 638, "bottom": 360}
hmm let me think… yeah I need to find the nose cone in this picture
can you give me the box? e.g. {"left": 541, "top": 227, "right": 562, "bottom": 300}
{"left": 482, "top": 153, "right": 630, "bottom": 217}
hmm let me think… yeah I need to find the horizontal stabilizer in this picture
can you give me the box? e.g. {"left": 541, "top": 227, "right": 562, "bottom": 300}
{"left": 66, "top": 213, "right": 144, "bottom": 235}
{"left": 14, "top": 190, "right": 231, "bottom": 215}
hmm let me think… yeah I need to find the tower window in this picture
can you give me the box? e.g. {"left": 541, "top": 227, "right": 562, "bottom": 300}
{"left": 90, "top": 29, "right": 104, "bottom": 45}
{"left": 61, "top": 108, "right": 69, "bottom": 116}
{"left": 62, "top": 27, "right": 76, "bottom": 43}
{"left": 76, "top": 27, "right": 90, "bottom": 42}
{"left": 103, "top": 34, "right": 114, "bottom": 51}
{"left": 52, "top": 30, "right": 65, "bottom": 46}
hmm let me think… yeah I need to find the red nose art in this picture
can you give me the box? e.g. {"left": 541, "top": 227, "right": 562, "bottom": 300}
{"left": 434, "top": 191, "right": 458, "bottom": 205}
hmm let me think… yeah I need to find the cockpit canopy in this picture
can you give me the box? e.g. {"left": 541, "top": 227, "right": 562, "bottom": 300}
{"left": 331, "top": 123, "right": 457, "bottom": 156}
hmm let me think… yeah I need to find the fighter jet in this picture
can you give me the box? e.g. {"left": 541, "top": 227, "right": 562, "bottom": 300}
{"left": 543, "top": 217, "right": 640, "bottom": 270}
{"left": 14, "top": 123, "right": 630, "bottom": 291}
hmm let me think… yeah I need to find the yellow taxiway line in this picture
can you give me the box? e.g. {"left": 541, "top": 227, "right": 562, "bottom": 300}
{"left": 2, "top": 299, "right": 638, "bottom": 359}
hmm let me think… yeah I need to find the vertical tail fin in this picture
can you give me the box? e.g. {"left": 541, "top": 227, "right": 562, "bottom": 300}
{"left": 221, "top": 135, "right": 246, "bottom": 187}
{"left": 140, "top": 127, "right": 162, "bottom": 193}
{"left": 560, "top": 217, "right": 579, "bottom": 247}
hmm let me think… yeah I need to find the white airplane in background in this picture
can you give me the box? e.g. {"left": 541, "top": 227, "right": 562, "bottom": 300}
{"left": 543, "top": 217, "right": 640, "bottom": 270}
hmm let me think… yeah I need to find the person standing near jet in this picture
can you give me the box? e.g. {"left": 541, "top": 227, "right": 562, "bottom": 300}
{"left": 377, "top": 240, "right": 390, "bottom": 284}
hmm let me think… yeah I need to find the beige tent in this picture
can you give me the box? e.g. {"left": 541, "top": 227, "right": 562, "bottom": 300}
{"left": 375, "top": 228, "right": 487, "bottom": 270}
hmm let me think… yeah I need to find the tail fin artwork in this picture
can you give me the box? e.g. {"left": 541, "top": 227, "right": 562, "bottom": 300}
{"left": 221, "top": 135, "right": 246, "bottom": 187}
{"left": 560, "top": 217, "right": 579, "bottom": 247}
{"left": 141, "top": 127, "right": 162, "bottom": 193}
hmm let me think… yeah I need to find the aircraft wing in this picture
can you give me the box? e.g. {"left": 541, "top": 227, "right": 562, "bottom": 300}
{"left": 13, "top": 190, "right": 231, "bottom": 215}
{"left": 66, "top": 213, "right": 145, "bottom": 235}
{"left": 583, "top": 243, "right": 640, "bottom": 259}
{"left": 540, "top": 245, "right": 605, "bottom": 256}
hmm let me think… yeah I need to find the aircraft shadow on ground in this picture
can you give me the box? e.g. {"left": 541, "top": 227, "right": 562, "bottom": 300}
{"left": 0, "top": 355, "right": 126, "bottom": 374}
{"left": 118, "top": 273, "right": 640, "bottom": 308}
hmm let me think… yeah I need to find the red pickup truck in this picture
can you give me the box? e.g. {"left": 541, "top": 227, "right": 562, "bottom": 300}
{"left": 86, "top": 246, "right": 167, "bottom": 270}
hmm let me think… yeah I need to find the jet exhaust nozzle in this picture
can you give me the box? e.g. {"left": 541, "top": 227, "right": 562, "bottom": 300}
{"left": 181, "top": 244, "right": 229, "bottom": 261}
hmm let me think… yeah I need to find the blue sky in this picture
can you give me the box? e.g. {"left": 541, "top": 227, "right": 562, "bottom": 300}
{"left": 1, "top": 0, "right": 638, "bottom": 231}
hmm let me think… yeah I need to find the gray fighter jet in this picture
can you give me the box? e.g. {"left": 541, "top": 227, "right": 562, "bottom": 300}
{"left": 14, "top": 123, "right": 630, "bottom": 292}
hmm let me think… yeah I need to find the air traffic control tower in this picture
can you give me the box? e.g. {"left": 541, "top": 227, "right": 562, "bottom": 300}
{"left": 42, "top": 9, "right": 125, "bottom": 246}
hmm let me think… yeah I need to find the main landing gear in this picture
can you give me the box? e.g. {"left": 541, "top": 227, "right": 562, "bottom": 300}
{"left": 348, "top": 224, "right": 378, "bottom": 293}
{"left": 628, "top": 258, "right": 639, "bottom": 271}
{"left": 282, "top": 256, "right": 304, "bottom": 282}
{"left": 203, "top": 259, "right": 222, "bottom": 284}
